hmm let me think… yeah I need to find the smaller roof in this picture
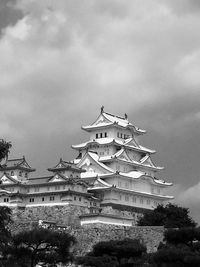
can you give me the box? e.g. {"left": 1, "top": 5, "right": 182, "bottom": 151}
{"left": 99, "top": 148, "right": 163, "bottom": 171}
{"left": 0, "top": 172, "right": 20, "bottom": 185}
{"left": 0, "top": 156, "right": 35, "bottom": 172}
{"left": 72, "top": 137, "right": 155, "bottom": 154}
{"left": 77, "top": 151, "right": 114, "bottom": 176}
{"left": 119, "top": 171, "right": 172, "bottom": 186}
{"left": 82, "top": 108, "right": 146, "bottom": 134}
{"left": 28, "top": 172, "right": 89, "bottom": 187}
{"left": 0, "top": 188, "right": 11, "bottom": 195}
{"left": 48, "top": 158, "right": 84, "bottom": 173}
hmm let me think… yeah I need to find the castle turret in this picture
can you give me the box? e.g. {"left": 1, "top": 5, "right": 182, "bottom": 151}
{"left": 72, "top": 108, "right": 173, "bottom": 223}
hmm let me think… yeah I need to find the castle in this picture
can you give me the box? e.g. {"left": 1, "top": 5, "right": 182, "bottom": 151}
{"left": 0, "top": 108, "right": 173, "bottom": 226}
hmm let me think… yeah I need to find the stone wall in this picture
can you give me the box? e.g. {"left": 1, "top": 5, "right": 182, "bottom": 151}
{"left": 71, "top": 224, "right": 164, "bottom": 256}
{"left": 9, "top": 205, "right": 164, "bottom": 256}
{"left": 10, "top": 205, "right": 89, "bottom": 233}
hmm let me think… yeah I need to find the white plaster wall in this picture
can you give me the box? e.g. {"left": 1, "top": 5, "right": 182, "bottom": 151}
{"left": 101, "top": 190, "right": 160, "bottom": 210}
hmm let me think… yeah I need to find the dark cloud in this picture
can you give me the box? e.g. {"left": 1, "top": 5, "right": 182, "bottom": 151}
{"left": 164, "top": 0, "right": 200, "bottom": 15}
{"left": 0, "top": 0, "right": 23, "bottom": 34}
{"left": 1, "top": 0, "right": 200, "bottom": 222}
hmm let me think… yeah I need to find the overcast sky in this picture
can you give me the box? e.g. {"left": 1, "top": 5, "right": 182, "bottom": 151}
{"left": 1, "top": 0, "right": 200, "bottom": 222}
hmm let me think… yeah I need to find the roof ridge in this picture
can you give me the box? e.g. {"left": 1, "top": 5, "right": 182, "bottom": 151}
{"left": 7, "top": 158, "right": 23, "bottom": 162}
{"left": 104, "top": 111, "right": 126, "bottom": 120}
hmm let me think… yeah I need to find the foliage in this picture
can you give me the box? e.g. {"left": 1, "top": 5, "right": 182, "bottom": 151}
{"left": 0, "top": 206, "right": 12, "bottom": 254}
{"left": 150, "top": 227, "right": 200, "bottom": 267}
{"left": 137, "top": 203, "right": 197, "bottom": 228}
{"left": 0, "top": 139, "right": 12, "bottom": 163}
{"left": 77, "top": 238, "right": 147, "bottom": 267}
{"left": 5, "top": 227, "right": 76, "bottom": 267}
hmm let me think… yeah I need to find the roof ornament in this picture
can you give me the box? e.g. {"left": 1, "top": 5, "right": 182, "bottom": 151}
{"left": 100, "top": 106, "right": 104, "bottom": 114}
{"left": 125, "top": 113, "right": 128, "bottom": 120}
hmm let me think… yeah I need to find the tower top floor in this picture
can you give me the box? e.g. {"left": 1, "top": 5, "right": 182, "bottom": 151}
{"left": 82, "top": 106, "right": 146, "bottom": 136}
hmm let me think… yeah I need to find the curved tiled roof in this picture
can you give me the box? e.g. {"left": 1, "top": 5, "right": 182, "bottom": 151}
{"left": 82, "top": 110, "right": 146, "bottom": 134}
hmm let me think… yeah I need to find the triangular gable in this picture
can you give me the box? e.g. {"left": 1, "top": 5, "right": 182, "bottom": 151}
{"left": 124, "top": 137, "right": 139, "bottom": 148}
{"left": 92, "top": 114, "right": 111, "bottom": 126}
{"left": 19, "top": 160, "right": 31, "bottom": 169}
{"left": 48, "top": 173, "right": 67, "bottom": 183}
{"left": 77, "top": 152, "right": 113, "bottom": 175}
{"left": 140, "top": 155, "right": 155, "bottom": 167}
{"left": 115, "top": 149, "right": 132, "bottom": 162}
{"left": 93, "top": 178, "right": 111, "bottom": 188}
{"left": 0, "top": 173, "right": 18, "bottom": 184}
{"left": 53, "top": 162, "right": 67, "bottom": 169}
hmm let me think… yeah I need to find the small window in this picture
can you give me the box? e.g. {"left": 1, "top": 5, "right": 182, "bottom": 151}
{"left": 42, "top": 197, "right": 45, "bottom": 202}
{"left": 34, "top": 187, "right": 39, "bottom": 192}
{"left": 29, "top": 198, "right": 34, "bottom": 202}
{"left": 55, "top": 185, "right": 60, "bottom": 190}
{"left": 96, "top": 133, "right": 98, "bottom": 139}
{"left": 50, "top": 196, "right": 55, "bottom": 201}
{"left": 100, "top": 133, "right": 103, "bottom": 138}
{"left": 11, "top": 171, "right": 14, "bottom": 176}
{"left": 132, "top": 197, "right": 136, "bottom": 203}
{"left": 4, "top": 198, "right": 9, "bottom": 202}
{"left": 63, "top": 185, "right": 65, "bottom": 190}
{"left": 25, "top": 173, "right": 28, "bottom": 178}
{"left": 117, "top": 132, "right": 119, "bottom": 138}
{"left": 125, "top": 195, "right": 129, "bottom": 201}
{"left": 119, "top": 194, "right": 122, "bottom": 200}
{"left": 147, "top": 199, "right": 150, "bottom": 205}
{"left": 140, "top": 198, "right": 143, "bottom": 204}
{"left": 79, "top": 197, "right": 81, "bottom": 201}
{"left": 104, "top": 132, "right": 107, "bottom": 137}
{"left": 19, "top": 171, "right": 22, "bottom": 177}
{"left": 74, "top": 196, "right": 76, "bottom": 201}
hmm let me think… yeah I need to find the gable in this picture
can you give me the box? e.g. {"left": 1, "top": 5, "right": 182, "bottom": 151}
{"left": 93, "top": 114, "right": 110, "bottom": 126}
{"left": 117, "top": 150, "right": 132, "bottom": 162}
{"left": 54, "top": 162, "right": 66, "bottom": 169}
{"left": 48, "top": 173, "right": 66, "bottom": 183}
{"left": 93, "top": 178, "right": 110, "bottom": 188}
{"left": 78, "top": 155, "right": 108, "bottom": 175}
{"left": 140, "top": 156, "right": 155, "bottom": 167}
{"left": 0, "top": 174, "right": 16, "bottom": 184}
{"left": 124, "top": 138, "right": 139, "bottom": 148}
{"left": 20, "top": 161, "right": 31, "bottom": 169}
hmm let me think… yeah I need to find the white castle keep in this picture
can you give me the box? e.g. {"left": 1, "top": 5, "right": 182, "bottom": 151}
{"left": 0, "top": 108, "right": 173, "bottom": 226}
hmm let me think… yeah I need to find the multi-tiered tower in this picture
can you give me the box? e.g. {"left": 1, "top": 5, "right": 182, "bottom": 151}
{"left": 72, "top": 107, "right": 173, "bottom": 225}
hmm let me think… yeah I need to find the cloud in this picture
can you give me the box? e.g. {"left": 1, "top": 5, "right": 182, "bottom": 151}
{"left": 0, "top": 0, "right": 200, "bottom": 224}
{"left": 174, "top": 182, "right": 200, "bottom": 224}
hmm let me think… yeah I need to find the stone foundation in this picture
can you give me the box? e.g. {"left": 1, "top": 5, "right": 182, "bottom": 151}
{"left": 9, "top": 205, "right": 164, "bottom": 256}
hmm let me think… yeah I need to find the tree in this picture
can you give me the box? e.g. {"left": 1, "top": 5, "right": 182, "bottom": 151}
{"left": 0, "top": 139, "right": 12, "bottom": 164}
{"left": 150, "top": 227, "right": 200, "bottom": 266}
{"left": 77, "top": 238, "right": 147, "bottom": 267}
{"left": 0, "top": 206, "right": 12, "bottom": 249}
{"left": 6, "top": 228, "right": 76, "bottom": 267}
{"left": 137, "top": 203, "right": 196, "bottom": 228}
